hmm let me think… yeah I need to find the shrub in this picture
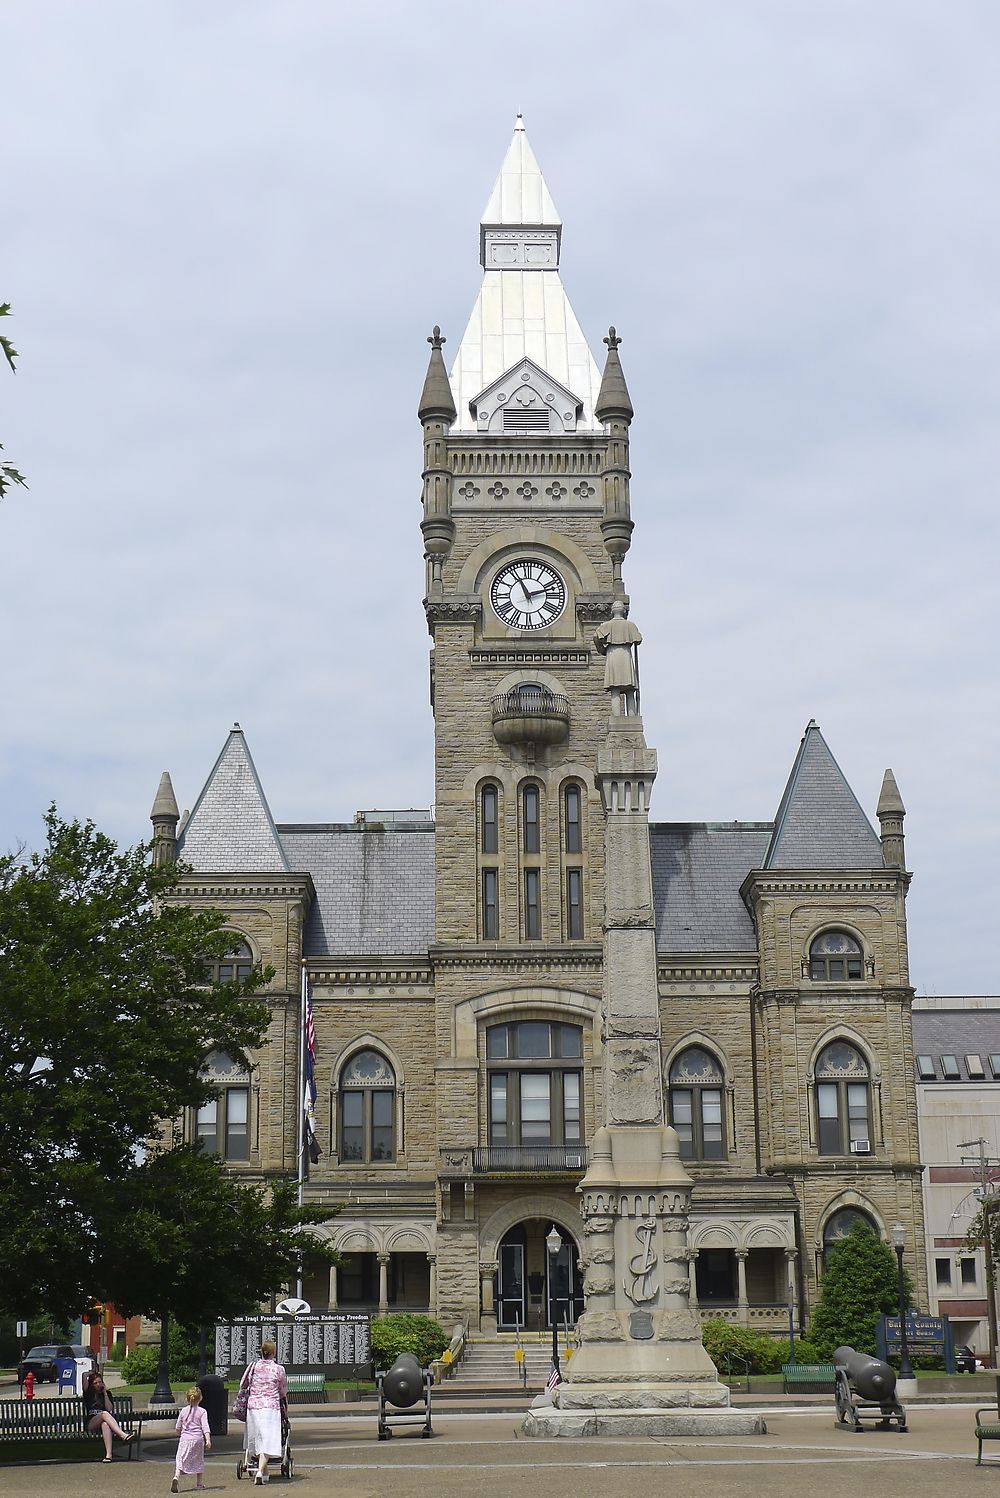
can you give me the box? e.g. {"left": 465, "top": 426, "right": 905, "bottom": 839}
{"left": 701, "top": 1320, "right": 782, "bottom": 1375}
{"left": 807, "top": 1224, "right": 910, "bottom": 1359}
{"left": 121, "top": 1323, "right": 200, "bottom": 1384}
{"left": 107, "top": 1339, "right": 127, "bottom": 1365}
{"left": 370, "top": 1314, "right": 449, "bottom": 1370}
{"left": 774, "top": 1337, "right": 821, "bottom": 1365}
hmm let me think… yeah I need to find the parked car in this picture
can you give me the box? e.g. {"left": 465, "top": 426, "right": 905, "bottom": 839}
{"left": 17, "top": 1346, "right": 60, "bottom": 1384}
{"left": 16, "top": 1343, "right": 98, "bottom": 1385}
{"left": 956, "top": 1344, "right": 985, "bottom": 1372}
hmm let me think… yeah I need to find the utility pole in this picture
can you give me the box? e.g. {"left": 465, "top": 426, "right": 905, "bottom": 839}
{"left": 959, "top": 1137, "right": 1000, "bottom": 1372}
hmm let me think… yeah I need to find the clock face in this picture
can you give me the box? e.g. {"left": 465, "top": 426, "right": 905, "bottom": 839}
{"left": 490, "top": 559, "right": 566, "bottom": 630}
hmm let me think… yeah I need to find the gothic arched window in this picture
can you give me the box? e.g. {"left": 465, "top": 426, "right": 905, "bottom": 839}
{"left": 822, "top": 1207, "right": 878, "bottom": 1264}
{"left": 810, "top": 931, "right": 863, "bottom": 981}
{"left": 668, "top": 1047, "right": 726, "bottom": 1161}
{"left": 816, "top": 1041, "right": 871, "bottom": 1155}
{"left": 339, "top": 1049, "right": 396, "bottom": 1163}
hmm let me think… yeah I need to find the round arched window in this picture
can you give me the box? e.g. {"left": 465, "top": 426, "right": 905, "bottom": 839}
{"left": 822, "top": 1208, "right": 878, "bottom": 1263}
{"left": 810, "top": 931, "right": 863, "bottom": 981}
{"left": 816, "top": 1042, "right": 871, "bottom": 1156}
{"left": 668, "top": 1047, "right": 726, "bottom": 1161}
{"left": 340, "top": 1050, "right": 396, "bottom": 1162}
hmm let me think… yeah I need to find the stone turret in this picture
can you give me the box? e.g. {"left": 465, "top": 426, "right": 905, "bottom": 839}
{"left": 877, "top": 768, "right": 907, "bottom": 869}
{"left": 418, "top": 326, "right": 456, "bottom": 597}
{"left": 149, "top": 770, "right": 180, "bottom": 867}
{"left": 596, "top": 328, "right": 634, "bottom": 595}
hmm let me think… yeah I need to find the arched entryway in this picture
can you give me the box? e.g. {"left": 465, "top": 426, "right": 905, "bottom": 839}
{"left": 495, "top": 1219, "right": 583, "bottom": 1332}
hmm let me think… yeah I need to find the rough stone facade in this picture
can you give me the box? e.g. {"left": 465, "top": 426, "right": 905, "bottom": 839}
{"left": 158, "top": 118, "right": 926, "bottom": 1340}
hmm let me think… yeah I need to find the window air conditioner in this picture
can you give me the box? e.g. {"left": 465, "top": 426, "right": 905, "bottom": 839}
{"left": 849, "top": 1140, "right": 871, "bottom": 1154}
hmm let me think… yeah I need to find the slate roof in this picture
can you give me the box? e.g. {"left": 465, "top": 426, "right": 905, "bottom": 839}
{"left": 278, "top": 824, "right": 435, "bottom": 958}
{"left": 178, "top": 727, "right": 289, "bottom": 874}
{"left": 912, "top": 1006, "right": 1000, "bottom": 1081}
{"left": 763, "top": 721, "right": 883, "bottom": 870}
{"left": 650, "top": 823, "right": 772, "bottom": 953}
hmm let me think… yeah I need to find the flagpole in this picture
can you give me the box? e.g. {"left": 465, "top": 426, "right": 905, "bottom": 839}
{"left": 296, "top": 957, "right": 307, "bottom": 1299}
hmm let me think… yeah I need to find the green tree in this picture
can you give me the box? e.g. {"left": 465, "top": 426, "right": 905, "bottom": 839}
{"left": 0, "top": 302, "right": 27, "bottom": 499}
{"left": 0, "top": 810, "right": 272, "bottom": 1322}
{"left": 807, "top": 1223, "right": 911, "bottom": 1357}
{"left": 102, "top": 1147, "right": 337, "bottom": 1394}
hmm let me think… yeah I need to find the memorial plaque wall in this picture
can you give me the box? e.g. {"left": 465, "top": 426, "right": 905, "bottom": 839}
{"left": 215, "top": 1313, "right": 371, "bottom": 1376}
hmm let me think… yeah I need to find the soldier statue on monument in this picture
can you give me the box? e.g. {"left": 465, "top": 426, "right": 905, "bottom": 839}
{"left": 594, "top": 601, "right": 641, "bottom": 716}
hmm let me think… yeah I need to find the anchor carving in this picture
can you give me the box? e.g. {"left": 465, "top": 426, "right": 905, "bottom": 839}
{"left": 624, "top": 1217, "right": 658, "bottom": 1305}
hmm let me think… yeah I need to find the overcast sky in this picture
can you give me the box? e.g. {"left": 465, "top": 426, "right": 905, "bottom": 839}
{"left": 3, "top": 2, "right": 997, "bottom": 993}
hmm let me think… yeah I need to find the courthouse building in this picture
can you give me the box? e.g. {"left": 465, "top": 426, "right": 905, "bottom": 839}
{"left": 151, "top": 119, "right": 926, "bottom": 1336}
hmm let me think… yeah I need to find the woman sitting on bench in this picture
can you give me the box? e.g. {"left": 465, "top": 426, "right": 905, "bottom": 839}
{"left": 83, "top": 1371, "right": 133, "bottom": 1462}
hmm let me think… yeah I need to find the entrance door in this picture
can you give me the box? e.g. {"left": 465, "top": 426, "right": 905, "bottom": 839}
{"left": 497, "top": 1237, "right": 526, "bottom": 1329}
{"left": 546, "top": 1240, "right": 583, "bottom": 1329}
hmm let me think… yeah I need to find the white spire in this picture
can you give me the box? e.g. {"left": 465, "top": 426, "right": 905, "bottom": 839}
{"left": 450, "top": 116, "right": 602, "bottom": 433}
{"left": 480, "top": 113, "right": 561, "bottom": 228}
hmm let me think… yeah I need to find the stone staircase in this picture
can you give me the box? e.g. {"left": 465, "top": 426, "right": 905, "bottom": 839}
{"left": 449, "top": 1336, "right": 562, "bottom": 1389}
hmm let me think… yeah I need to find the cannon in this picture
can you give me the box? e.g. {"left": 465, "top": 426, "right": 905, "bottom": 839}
{"left": 375, "top": 1353, "right": 433, "bottom": 1441}
{"left": 833, "top": 1346, "right": 907, "bottom": 1433}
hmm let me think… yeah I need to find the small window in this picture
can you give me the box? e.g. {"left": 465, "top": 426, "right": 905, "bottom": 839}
{"left": 523, "top": 785, "right": 540, "bottom": 855}
{"left": 195, "top": 1087, "right": 250, "bottom": 1162}
{"left": 940, "top": 1055, "right": 961, "bottom": 1079}
{"left": 482, "top": 868, "right": 499, "bottom": 941}
{"left": 564, "top": 785, "right": 582, "bottom": 854}
{"left": 481, "top": 784, "right": 499, "bottom": 855}
{"left": 207, "top": 941, "right": 254, "bottom": 984}
{"left": 524, "top": 868, "right": 541, "bottom": 940}
{"left": 809, "top": 931, "right": 863, "bottom": 981}
{"left": 935, "top": 1257, "right": 952, "bottom": 1287}
{"left": 566, "top": 868, "right": 583, "bottom": 940}
{"left": 990, "top": 1055, "right": 1000, "bottom": 1079}
{"left": 961, "top": 1257, "right": 977, "bottom": 1286}
{"left": 916, "top": 1056, "right": 936, "bottom": 1080}
{"left": 967, "top": 1054, "right": 985, "bottom": 1078}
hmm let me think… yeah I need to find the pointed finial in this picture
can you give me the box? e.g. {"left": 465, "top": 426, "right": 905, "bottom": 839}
{"left": 877, "top": 768, "right": 906, "bottom": 868}
{"left": 418, "top": 324, "right": 457, "bottom": 423}
{"left": 514, "top": 112, "right": 525, "bottom": 131}
{"left": 150, "top": 770, "right": 179, "bottom": 822}
{"left": 595, "top": 324, "right": 634, "bottom": 422}
{"left": 877, "top": 768, "right": 906, "bottom": 818}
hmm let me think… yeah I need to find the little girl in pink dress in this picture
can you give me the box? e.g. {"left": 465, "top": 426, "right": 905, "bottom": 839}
{"left": 171, "top": 1386, "right": 211, "bottom": 1492}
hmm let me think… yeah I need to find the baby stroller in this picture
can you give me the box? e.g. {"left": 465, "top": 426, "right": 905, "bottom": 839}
{"left": 236, "top": 1405, "right": 294, "bottom": 1482}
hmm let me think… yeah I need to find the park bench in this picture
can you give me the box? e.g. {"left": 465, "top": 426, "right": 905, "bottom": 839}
{"left": 284, "top": 1373, "right": 327, "bottom": 1404}
{"left": 975, "top": 1407, "right": 1000, "bottom": 1464}
{"left": 782, "top": 1362, "right": 836, "bottom": 1394}
{"left": 0, "top": 1395, "right": 142, "bottom": 1460}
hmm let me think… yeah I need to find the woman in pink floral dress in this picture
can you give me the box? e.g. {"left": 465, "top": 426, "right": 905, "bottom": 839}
{"left": 237, "top": 1340, "right": 287, "bottom": 1485}
{"left": 171, "top": 1387, "right": 211, "bottom": 1492}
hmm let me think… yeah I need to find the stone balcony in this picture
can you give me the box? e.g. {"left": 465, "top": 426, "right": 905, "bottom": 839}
{"left": 491, "top": 686, "right": 569, "bottom": 746}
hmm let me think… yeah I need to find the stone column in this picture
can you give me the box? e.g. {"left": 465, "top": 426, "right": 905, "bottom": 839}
{"left": 687, "top": 1249, "right": 700, "bottom": 1309}
{"left": 479, "top": 1261, "right": 498, "bottom": 1333}
{"left": 328, "top": 1262, "right": 338, "bottom": 1311}
{"left": 377, "top": 1254, "right": 390, "bottom": 1316}
{"left": 427, "top": 1253, "right": 437, "bottom": 1316}
{"left": 735, "top": 1250, "right": 749, "bottom": 1324}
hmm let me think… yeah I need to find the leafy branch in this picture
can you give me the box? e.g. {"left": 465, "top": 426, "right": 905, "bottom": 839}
{"left": 0, "top": 302, "right": 27, "bottom": 500}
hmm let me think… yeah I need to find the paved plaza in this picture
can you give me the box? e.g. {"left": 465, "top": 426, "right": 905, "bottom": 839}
{"left": 0, "top": 1406, "right": 995, "bottom": 1498}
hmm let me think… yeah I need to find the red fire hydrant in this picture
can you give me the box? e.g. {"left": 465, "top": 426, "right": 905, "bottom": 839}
{"left": 23, "top": 1370, "right": 35, "bottom": 1401}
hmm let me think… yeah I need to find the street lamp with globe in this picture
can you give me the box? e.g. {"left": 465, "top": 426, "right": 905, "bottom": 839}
{"left": 545, "top": 1225, "right": 563, "bottom": 1383}
{"left": 891, "top": 1223, "right": 913, "bottom": 1381}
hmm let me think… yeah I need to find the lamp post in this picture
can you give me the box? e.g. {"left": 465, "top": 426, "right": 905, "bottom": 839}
{"left": 891, "top": 1223, "right": 913, "bottom": 1381}
{"left": 545, "top": 1225, "right": 563, "bottom": 1382}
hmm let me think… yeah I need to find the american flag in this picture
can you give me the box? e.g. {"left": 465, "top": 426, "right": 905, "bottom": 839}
{"left": 546, "top": 1362, "right": 561, "bottom": 1390}
{"left": 303, "top": 976, "right": 321, "bottom": 1164}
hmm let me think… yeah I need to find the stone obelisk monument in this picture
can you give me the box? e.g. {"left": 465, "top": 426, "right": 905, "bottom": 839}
{"left": 523, "top": 643, "right": 764, "bottom": 1437}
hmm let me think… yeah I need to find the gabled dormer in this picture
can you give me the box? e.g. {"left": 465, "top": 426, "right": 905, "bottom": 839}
{"left": 469, "top": 357, "right": 585, "bottom": 436}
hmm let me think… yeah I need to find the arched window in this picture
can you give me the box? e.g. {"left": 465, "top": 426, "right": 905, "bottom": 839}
{"left": 194, "top": 1050, "right": 251, "bottom": 1162}
{"left": 481, "top": 783, "right": 499, "bottom": 855}
{"left": 822, "top": 1208, "right": 878, "bottom": 1264}
{"left": 522, "top": 784, "right": 541, "bottom": 854}
{"left": 205, "top": 941, "right": 253, "bottom": 984}
{"left": 816, "top": 1041, "right": 871, "bottom": 1155}
{"left": 810, "top": 931, "right": 863, "bottom": 981}
{"left": 486, "top": 1021, "right": 582, "bottom": 1151}
{"left": 339, "top": 1050, "right": 396, "bottom": 1162}
{"left": 668, "top": 1047, "right": 726, "bottom": 1160}
{"left": 563, "top": 785, "right": 582, "bottom": 855}
{"left": 520, "top": 782, "right": 543, "bottom": 940}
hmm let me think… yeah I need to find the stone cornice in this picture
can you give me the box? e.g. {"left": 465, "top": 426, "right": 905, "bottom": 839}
{"left": 658, "top": 954, "right": 758, "bottom": 986}
{"left": 165, "top": 872, "right": 315, "bottom": 904}
{"left": 307, "top": 961, "right": 433, "bottom": 991}
{"left": 766, "top": 1159, "right": 924, "bottom": 1178}
{"left": 424, "top": 595, "right": 482, "bottom": 626}
{"left": 741, "top": 869, "right": 904, "bottom": 904}
{"left": 429, "top": 942, "right": 603, "bottom": 973}
{"left": 469, "top": 646, "right": 591, "bottom": 668}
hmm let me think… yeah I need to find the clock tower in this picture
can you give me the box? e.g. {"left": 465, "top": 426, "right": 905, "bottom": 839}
{"left": 418, "top": 116, "right": 636, "bottom": 1319}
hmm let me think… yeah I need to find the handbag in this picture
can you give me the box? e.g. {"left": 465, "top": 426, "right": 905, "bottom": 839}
{"left": 232, "top": 1361, "right": 257, "bottom": 1422}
